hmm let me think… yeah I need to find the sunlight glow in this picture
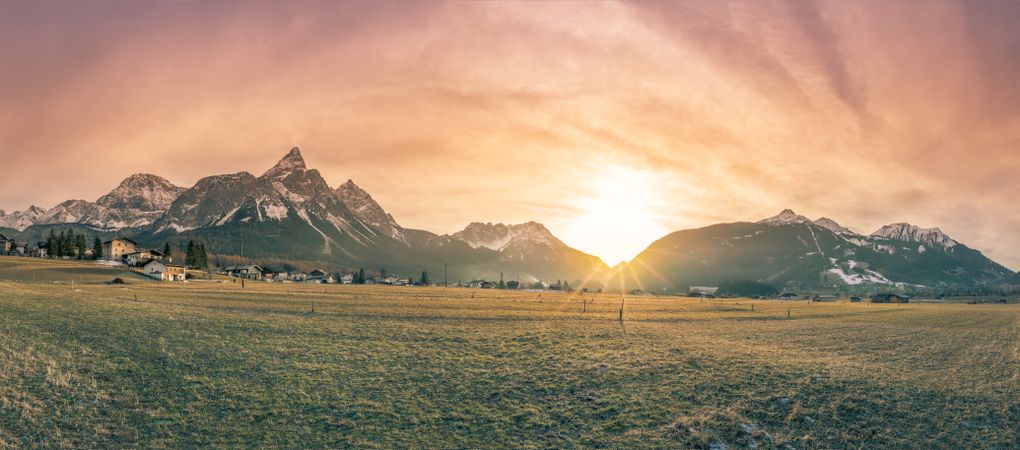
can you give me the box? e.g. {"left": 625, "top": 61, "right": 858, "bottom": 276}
{"left": 561, "top": 167, "right": 669, "bottom": 266}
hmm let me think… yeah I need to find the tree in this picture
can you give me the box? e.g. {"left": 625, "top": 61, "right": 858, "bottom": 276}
{"left": 562, "top": 280, "right": 571, "bottom": 292}
{"left": 93, "top": 237, "right": 103, "bottom": 260}
{"left": 197, "top": 244, "right": 209, "bottom": 269}
{"left": 420, "top": 271, "right": 429, "bottom": 285}
{"left": 74, "top": 233, "right": 87, "bottom": 259}
{"left": 185, "top": 240, "right": 196, "bottom": 268}
{"left": 46, "top": 230, "right": 57, "bottom": 257}
{"left": 357, "top": 268, "right": 366, "bottom": 284}
{"left": 498, "top": 272, "right": 506, "bottom": 290}
{"left": 162, "top": 242, "right": 172, "bottom": 259}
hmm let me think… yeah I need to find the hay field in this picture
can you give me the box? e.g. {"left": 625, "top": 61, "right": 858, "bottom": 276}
{"left": 0, "top": 257, "right": 1017, "bottom": 448}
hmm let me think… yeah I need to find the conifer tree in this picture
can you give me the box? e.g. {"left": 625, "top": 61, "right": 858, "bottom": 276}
{"left": 93, "top": 237, "right": 103, "bottom": 260}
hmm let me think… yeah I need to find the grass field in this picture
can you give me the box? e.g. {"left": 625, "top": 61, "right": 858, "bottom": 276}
{"left": 1, "top": 257, "right": 1018, "bottom": 448}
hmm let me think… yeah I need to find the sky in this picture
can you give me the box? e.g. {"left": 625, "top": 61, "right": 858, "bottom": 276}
{"left": 0, "top": 1, "right": 1018, "bottom": 267}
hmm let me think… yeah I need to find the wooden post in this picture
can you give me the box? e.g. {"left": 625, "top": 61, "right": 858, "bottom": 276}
{"left": 751, "top": 304, "right": 754, "bottom": 312}
{"left": 787, "top": 309, "right": 791, "bottom": 319}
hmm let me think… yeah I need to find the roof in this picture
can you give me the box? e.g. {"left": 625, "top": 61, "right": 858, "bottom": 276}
{"left": 141, "top": 258, "right": 183, "bottom": 268}
{"left": 103, "top": 237, "right": 139, "bottom": 245}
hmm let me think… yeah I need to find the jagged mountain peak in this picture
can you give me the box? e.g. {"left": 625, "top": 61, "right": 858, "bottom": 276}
{"left": 0, "top": 205, "right": 48, "bottom": 231}
{"left": 452, "top": 221, "right": 562, "bottom": 252}
{"left": 759, "top": 209, "right": 811, "bottom": 225}
{"left": 871, "top": 223, "right": 958, "bottom": 249}
{"left": 261, "top": 147, "right": 307, "bottom": 180}
{"left": 96, "top": 173, "right": 185, "bottom": 211}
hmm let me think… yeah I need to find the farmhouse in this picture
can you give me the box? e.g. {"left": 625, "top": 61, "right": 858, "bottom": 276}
{"left": 506, "top": 280, "right": 519, "bottom": 289}
{"left": 223, "top": 265, "right": 266, "bottom": 280}
{"left": 141, "top": 259, "right": 186, "bottom": 282}
{"left": 102, "top": 238, "right": 137, "bottom": 262}
{"left": 339, "top": 273, "right": 354, "bottom": 284}
{"left": 813, "top": 294, "right": 837, "bottom": 302}
{"left": 124, "top": 249, "right": 165, "bottom": 266}
{"left": 871, "top": 293, "right": 910, "bottom": 303}
{"left": 467, "top": 280, "right": 497, "bottom": 289}
{"left": 0, "top": 234, "right": 12, "bottom": 253}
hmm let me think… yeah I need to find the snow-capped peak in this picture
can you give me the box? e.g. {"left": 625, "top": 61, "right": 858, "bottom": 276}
{"left": 452, "top": 221, "right": 562, "bottom": 253}
{"left": 0, "top": 205, "right": 48, "bottom": 231}
{"left": 759, "top": 209, "right": 811, "bottom": 225}
{"left": 96, "top": 173, "right": 184, "bottom": 211}
{"left": 871, "top": 223, "right": 958, "bottom": 249}
{"left": 261, "top": 147, "right": 307, "bottom": 180}
{"left": 335, "top": 179, "right": 398, "bottom": 230}
{"left": 813, "top": 217, "right": 856, "bottom": 235}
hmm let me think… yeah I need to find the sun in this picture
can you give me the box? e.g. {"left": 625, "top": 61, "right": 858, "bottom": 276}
{"left": 560, "top": 166, "right": 669, "bottom": 266}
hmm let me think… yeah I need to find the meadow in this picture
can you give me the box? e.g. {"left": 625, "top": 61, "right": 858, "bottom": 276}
{"left": 0, "top": 257, "right": 1017, "bottom": 449}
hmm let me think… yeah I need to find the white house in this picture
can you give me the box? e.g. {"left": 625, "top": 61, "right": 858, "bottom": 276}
{"left": 339, "top": 273, "right": 354, "bottom": 284}
{"left": 142, "top": 259, "right": 186, "bottom": 282}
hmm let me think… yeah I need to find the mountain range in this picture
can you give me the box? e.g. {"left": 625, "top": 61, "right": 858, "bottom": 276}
{"left": 1, "top": 148, "right": 1016, "bottom": 292}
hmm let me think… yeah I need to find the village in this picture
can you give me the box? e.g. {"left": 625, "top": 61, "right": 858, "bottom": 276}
{"left": 0, "top": 233, "right": 581, "bottom": 290}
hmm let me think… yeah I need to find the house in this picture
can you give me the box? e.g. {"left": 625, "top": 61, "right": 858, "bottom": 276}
{"left": 289, "top": 272, "right": 307, "bottom": 282}
{"left": 506, "top": 280, "right": 519, "bottom": 290}
{"left": 689, "top": 292, "right": 715, "bottom": 299}
{"left": 124, "top": 249, "right": 165, "bottom": 266}
{"left": 849, "top": 296, "right": 862, "bottom": 302}
{"left": 223, "top": 265, "right": 265, "bottom": 280}
{"left": 871, "top": 293, "right": 910, "bottom": 303}
{"left": 142, "top": 259, "right": 186, "bottom": 282}
{"left": 307, "top": 274, "right": 335, "bottom": 284}
{"left": 0, "top": 234, "right": 12, "bottom": 253}
{"left": 339, "top": 273, "right": 354, "bottom": 284}
{"left": 102, "top": 238, "right": 138, "bottom": 262}
{"left": 548, "top": 283, "right": 562, "bottom": 291}
{"left": 309, "top": 269, "right": 329, "bottom": 278}
{"left": 778, "top": 293, "right": 799, "bottom": 300}
{"left": 31, "top": 242, "right": 47, "bottom": 258}
{"left": 689, "top": 286, "right": 720, "bottom": 295}
{"left": 8, "top": 242, "right": 27, "bottom": 256}
{"left": 813, "top": 294, "right": 837, "bottom": 302}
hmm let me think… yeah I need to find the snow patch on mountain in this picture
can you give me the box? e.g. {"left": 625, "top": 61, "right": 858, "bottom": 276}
{"left": 826, "top": 267, "right": 894, "bottom": 285}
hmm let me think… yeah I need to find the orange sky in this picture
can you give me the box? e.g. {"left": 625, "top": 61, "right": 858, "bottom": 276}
{"left": 1, "top": 1, "right": 1018, "bottom": 267}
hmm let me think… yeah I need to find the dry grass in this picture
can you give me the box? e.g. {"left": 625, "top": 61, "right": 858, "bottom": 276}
{"left": 0, "top": 257, "right": 1018, "bottom": 448}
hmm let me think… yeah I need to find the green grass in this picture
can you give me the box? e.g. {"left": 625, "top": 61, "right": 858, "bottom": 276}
{"left": 0, "top": 257, "right": 1018, "bottom": 448}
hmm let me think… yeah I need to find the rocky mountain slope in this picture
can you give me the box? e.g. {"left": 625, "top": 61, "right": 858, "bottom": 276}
{"left": 0, "top": 174, "right": 184, "bottom": 231}
{"left": 614, "top": 209, "right": 1014, "bottom": 292}
{"left": 139, "top": 148, "right": 607, "bottom": 284}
